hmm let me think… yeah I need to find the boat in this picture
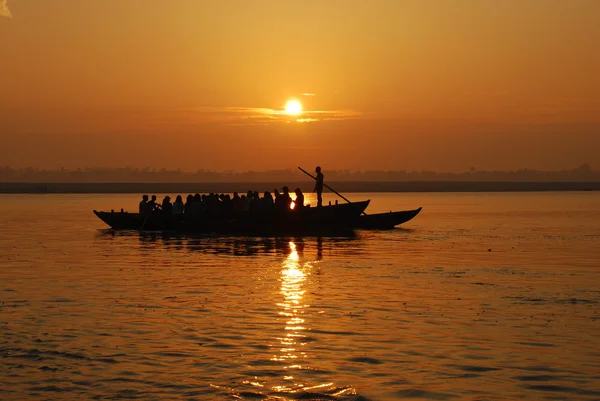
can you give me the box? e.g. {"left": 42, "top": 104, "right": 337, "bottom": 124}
{"left": 356, "top": 207, "right": 422, "bottom": 230}
{"left": 94, "top": 200, "right": 370, "bottom": 236}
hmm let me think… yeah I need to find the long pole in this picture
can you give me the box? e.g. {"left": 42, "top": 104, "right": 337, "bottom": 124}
{"left": 298, "top": 166, "right": 367, "bottom": 215}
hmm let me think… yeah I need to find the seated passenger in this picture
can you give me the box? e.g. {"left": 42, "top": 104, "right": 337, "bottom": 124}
{"left": 250, "top": 191, "right": 261, "bottom": 214}
{"left": 139, "top": 194, "right": 149, "bottom": 215}
{"left": 274, "top": 189, "right": 284, "bottom": 211}
{"left": 280, "top": 186, "right": 293, "bottom": 210}
{"left": 222, "top": 194, "right": 233, "bottom": 219}
{"left": 233, "top": 192, "right": 244, "bottom": 217}
{"left": 263, "top": 191, "right": 274, "bottom": 208}
{"left": 294, "top": 188, "right": 305, "bottom": 210}
{"left": 148, "top": 195, "right": 160, "bottom": 213}
{"left": 243, "top": 191, "right": 253, "bottom": 214}
{"left": 172, "top": 195, "right": 184, "bottom": 215}
{"left": 256, "top": 191, "right": 274, "bottom": 215}
{"left": 191, "top": 193, "right": 202, "bottom": 220}
{"left": 184, "top": 194, "right": 194, "bottom": 215}
{"left": 162, "top": 196, "right": 173, "bottom": 215}
{"left": 273, "top": 189, "right": 280, "bottom": 198}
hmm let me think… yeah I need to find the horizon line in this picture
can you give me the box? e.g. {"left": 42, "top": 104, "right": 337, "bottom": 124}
{"left": 1, "top": 163, "right": 597, "bottom": 174}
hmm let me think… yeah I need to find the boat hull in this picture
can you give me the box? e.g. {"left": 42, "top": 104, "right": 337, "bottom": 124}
{"left": 94, "top": 200, "right": 370, "bottom": 236}
{"left": 355, "top": 207, "right": 422, "bottom": 229}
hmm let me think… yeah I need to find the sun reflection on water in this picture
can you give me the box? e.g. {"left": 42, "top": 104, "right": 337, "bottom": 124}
{"left": 271, "top": 241, "right": 315, "bottom": 392}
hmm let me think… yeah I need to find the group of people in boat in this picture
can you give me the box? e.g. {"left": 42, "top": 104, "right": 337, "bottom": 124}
{"left": 138, "top": 166, "right": 325, "bottom": 221}
{"left": 138, "top": 187, "right": 307, "bottom": 220}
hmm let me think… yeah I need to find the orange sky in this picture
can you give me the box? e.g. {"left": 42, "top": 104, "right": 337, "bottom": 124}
{"left": 1, "top": 0, "right": 599, "bottom": 172}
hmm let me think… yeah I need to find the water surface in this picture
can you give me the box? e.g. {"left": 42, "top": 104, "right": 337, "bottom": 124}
{"left": 1, "top": 192, "right": 599, "bottom": 400}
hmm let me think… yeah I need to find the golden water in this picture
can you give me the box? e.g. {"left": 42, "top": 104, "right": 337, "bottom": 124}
{"left": 1, "top": 192, "right": 599, "bottom": 400}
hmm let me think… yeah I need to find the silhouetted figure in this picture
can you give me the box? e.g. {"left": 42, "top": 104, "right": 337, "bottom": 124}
{"left": 191, "top": 193, "right": 202, "bottom": 221}
{"left": 314, "top": 166, "right": 324, "bottom": 207}
{"left": 280, "top": 186, "right": 293, "bottom": 210}
{"left": 139, "top": 194, "right": 149, "bottom": 215}
{"left": 262, "top": 191, "right": 274, "bottom": 211}
{"left": 294, "top": 188, "right": 305, "bottom": 210}
{"left": 173, "top": 195, "right": 184, "bottom": 215}
{"left": 148, "top": 195, "right": 160, "bottom": 213}
{"left": 250, "top": 191, "right": 260, "bottom": 215}
{"left": 162, "top": 196, "right": 173, "bottom": 215}
{"left": 274, "top": 189, "right": 284, "bottom": 211}
{"left": 243, "top": 190, "right": 253, "bottom": 214}
{"left": 184, "top": 194, "right": 194, "bottom": 215}
{"left": 233, "top": 192, "right": 244, "bottom": 218}
{"left": 222, "top": 194, "right": 233, "bottom": 219}
{"left": 253, "top": 191, "right": 274, "bottom": 215}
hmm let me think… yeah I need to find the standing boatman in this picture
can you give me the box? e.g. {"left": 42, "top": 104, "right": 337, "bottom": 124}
{"left": 314, "top": 166, "right": 324, "bottom": 207}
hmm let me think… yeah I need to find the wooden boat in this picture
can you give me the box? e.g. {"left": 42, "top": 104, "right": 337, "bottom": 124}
{"left": 355, "top": 207, "right": 422, "bottom": 230}
{"left": 94, "top": 200, "right": 370, "bottom": 236}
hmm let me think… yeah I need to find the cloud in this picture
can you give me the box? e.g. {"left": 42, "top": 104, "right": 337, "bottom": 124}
{"left": 0, "top": 0, "right": 12, "bottom": 18}
{"left": 148, "top": 106, "right": 363, "bottom": 129}
{"left": 218, "top": 106, "right": 363, "bottom": 126}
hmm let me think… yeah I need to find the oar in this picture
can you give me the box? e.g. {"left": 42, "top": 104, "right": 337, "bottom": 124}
{"left": 297, "top": 166, "right": 367, "bottom": 215}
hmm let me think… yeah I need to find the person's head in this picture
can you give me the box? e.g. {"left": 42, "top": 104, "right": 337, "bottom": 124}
{"left": 282, "top": 186, "right": 289, "bottom": 194}
{"left": 164, "top": 196, "right": 170, "bottom": 202}
{"left": 151, "top": 195, "right": 157, "bottom": 201}
{"left": 176, "top": 195, "right": 182, "bottom": 202}
{"left": 295, "top": 188, "right": 302, "bottom": 196}
{"left": 315, "top": 166, "right": 321, "bottom": 173}
{"left": 142, "top": 194, "right": 149, "bottom": 201}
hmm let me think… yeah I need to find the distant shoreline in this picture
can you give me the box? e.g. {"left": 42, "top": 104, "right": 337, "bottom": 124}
{"left": 1, "top": 181, "right": 599, "bottom": 194}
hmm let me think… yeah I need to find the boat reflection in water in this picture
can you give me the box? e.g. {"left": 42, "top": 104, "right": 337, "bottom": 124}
{"left": 96, "top": 229, "right": 364, "bottom": 260}
{"left": 270, "top": 241, "right": 356, "bottom": 398}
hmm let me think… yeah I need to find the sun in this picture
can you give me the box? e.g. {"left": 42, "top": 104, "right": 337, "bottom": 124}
{"left": 284, "top": 100, "right": 303, "bottom": 115}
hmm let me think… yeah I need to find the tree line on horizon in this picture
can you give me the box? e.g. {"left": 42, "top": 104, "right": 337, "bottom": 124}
{"left": 0, "top": 164, "right": 597, "bottom": 183}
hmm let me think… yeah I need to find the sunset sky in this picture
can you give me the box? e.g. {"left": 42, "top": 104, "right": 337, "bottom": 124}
{"left": 1, "top": 0, "right": 599, "bottom": 172}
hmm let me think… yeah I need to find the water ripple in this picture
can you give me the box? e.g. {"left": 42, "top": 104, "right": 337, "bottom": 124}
{"left": 2, "top": 193, "right": 600, "bottom": 400}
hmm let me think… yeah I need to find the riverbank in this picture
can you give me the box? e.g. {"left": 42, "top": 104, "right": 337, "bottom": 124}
{"left": 1, "top": 181, "right": 599, "bottom": 194}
